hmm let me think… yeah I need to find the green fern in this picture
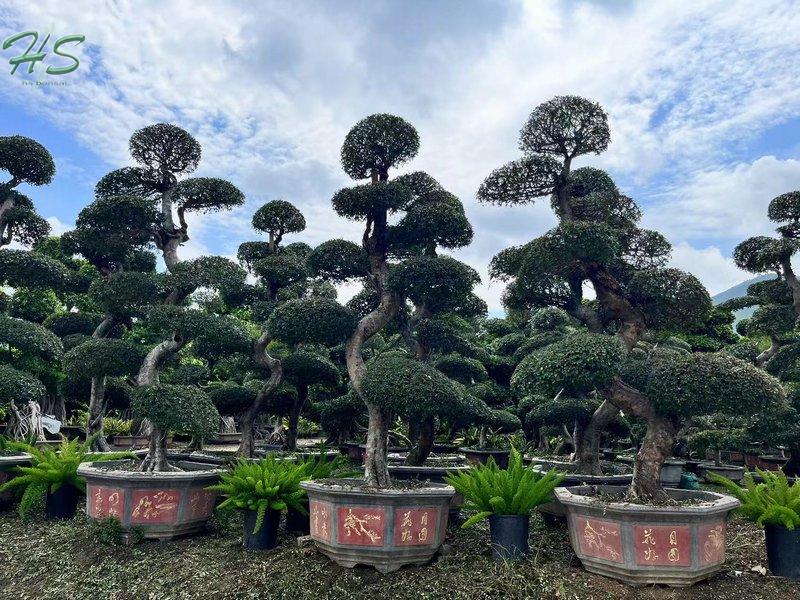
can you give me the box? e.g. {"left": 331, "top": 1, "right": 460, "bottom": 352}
{"left": 709, "top": 469, "right": 800, "bottom": 530}
{"left": 0, "top": 435, "right": 134, "bottom": 519}
{"left": 207, "top": 457, "right": 314, "bottom": 534}
{"left": 444, "top": 447, "right": 564, "bottom": 528}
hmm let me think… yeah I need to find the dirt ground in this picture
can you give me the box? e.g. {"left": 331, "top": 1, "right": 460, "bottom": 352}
{"left": 1, "top": 502, "right": 798, "bottom": 600}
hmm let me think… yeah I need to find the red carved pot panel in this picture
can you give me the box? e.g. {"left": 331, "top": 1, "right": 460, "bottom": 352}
{"left": 130, "top": 489, "right": 180, "bottom": 524}
{"left": 186, "top": 489, "right": 216, "bottom": 521}
{"left": 88, "top": 485, "right": 125, "bottom": 519}
{"left": 575, "top": 516, "right": 623, "bottom": 563}
{"left": 393, "top": 507, "right": 438, "bottom": 547}
{"left": 698, "top": 522, "right": 726, "bottom": 565}
{"left": 310, "top": 500, "right": 332, "bottom": 541}
{"left": 632, "top": 524, "right": 691, "bottom": 566}
{"left": 336, "top": 506, "right": 386, "bottom": 546}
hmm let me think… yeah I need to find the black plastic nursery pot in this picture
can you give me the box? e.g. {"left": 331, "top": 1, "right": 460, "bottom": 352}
{"left": 286, "top": 502, "right": 310, "bottom": 534}
{"left": 488, "top": 514, "right": 529, "bottom": 560}
{"left": 460, "top": 448, "right": 510, "bottom": 469}
{"left": 765, "top": 524, "right": 800, "bottom": 579}
{"left": 243, "top": 508, "right": 282, "bottom": 550}
{"left": 45, "top": 484, "right": 80, "bottom": 520}
{"left": 0, "top": 453, "right": 31, "bottom": 511}
{"left": 300, "top": 478, "right": 454, "bottom": 573}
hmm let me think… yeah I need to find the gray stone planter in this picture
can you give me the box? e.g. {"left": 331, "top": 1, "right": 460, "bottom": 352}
{"left": 530, "top": 460, "right": 632, "bottom": 522}
{"left": 300, "top": 478, "right": 454, "bottom": 573}
{"left": 0, "top": 453, "right": 32, "bottom": 511}
{"left": 660, "top": 459, "right": 685, "bottom": 487}
{"left": 698, "top": 463, "right": 745, "bottom": 483}
{"left": 387, "top": 463, "right": 470, "bottom": 524}
{"left": 77, "top": 459, "right": 222, "bottom": 542}
{"left": 555, "top": 485, "right": 740, "bottom": 587}
{"left": 460, "top": 447, "right": 510, "bottom": 469}
{"left": 209, "top": 432, "right": 241, "bottom": 444}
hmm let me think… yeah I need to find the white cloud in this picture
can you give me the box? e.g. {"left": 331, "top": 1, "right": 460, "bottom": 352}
{"left": 2, "top": 0, "right": 800, "bottom": 311}
{"left": 669, "top": 242, "right": 748, "bottom": 296}
{"left": 45, "top": 216, "right": 71, "bottom": 236}
{"left": 643, "top": 156, "right": 800, "bottom": 245}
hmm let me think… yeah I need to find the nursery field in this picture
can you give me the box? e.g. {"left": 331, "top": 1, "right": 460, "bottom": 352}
{"left": 0, "top": 504, "right": 797, "bottom": 600}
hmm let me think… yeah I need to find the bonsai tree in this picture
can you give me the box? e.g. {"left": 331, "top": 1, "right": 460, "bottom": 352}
{"left": 264, "top": 297, "right": 357, "bottom": 448}
{"left": 307, "top": 113, "right": 491, "bottom": 486}
{"left": 63, "top": 338, "right": 147, "bottom": 450}
{"left": 731, "top": 189, "right": 800, "bottom": 319}
{"left": 520, "top": 330, "right": 784, "bottom": 498}
{"left": 687, "top": 428, "right": 746, "bottom": 467}
{"left": 478, "top": 96, "right": 711, "bottom": 482}
{"left": 0, "top": 246, "right": 72, "bottom": 436}
{"left": 281, "top": 349, "right": 341, "bottom": 450}
{"left": 131, "top": 383, "right": 219, "bottom": 471}
{"left": 95, "top": 123, "right": 243, "bottom": 269}
{"left": 233, "top": 199, "right": 311, "bottom": 456}
{"left": 0, "top": 136, "right": 54, "bottom": 248}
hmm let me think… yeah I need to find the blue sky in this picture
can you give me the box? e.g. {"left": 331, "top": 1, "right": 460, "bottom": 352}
{"left": 1, "top": 0, "right": 800, "bottom": 314}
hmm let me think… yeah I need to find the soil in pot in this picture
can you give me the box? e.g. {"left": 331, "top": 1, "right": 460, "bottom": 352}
{"left": 488, "top": 514, "right": 529, "bottom": 560}
{"left": 46, "top": 485, "right": 79, "bottom": 520}
{"left": 765, "top": 524, "right": 800, "bottom": 579}
{"left": 286, "top": 503, "right": 309, "bottom": 535}
{"left": 243, "top": 508, "right": 281, "bottom": 550}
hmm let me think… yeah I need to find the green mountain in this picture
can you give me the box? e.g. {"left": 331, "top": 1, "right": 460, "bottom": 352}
{"left": 711, "top": 274, "right": 772, "bottom": 320}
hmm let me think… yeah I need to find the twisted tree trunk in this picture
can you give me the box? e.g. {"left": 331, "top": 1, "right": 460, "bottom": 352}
{"left": 85, "top": 315, "right": 116, "bottom": 451}
{"left": 347, "top": 289, "right": 400, "bottom": 487}
{"left": 404, "top": 418, "right": 434, "bottom": 466}
{"left": 285, "top": 385, "right": 307, "bottom": 451}
{"left": 574, "top": 400, "right": 619, "bottom": 475}
{"left": 606, "top": 378, "right": 672, "bottom": 501}
{"left": 239, "top": 332, "right": 283, "bottom": 457}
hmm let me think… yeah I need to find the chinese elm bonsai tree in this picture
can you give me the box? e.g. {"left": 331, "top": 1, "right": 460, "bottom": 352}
{"left": 478, "top": 96, "right": 711, "bottom": 494}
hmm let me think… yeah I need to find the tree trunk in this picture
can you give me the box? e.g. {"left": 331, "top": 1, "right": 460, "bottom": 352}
{"left": 605, "top": 377, "right": 671, "bottom": 501}
{"left": 589, "top": 269, "right": 646, "bottom": 351}
{"left": 285, "top": 385, "right": 307, "bottom": 451}
{"left": 138, "top": 426, "right": 172, "bottom": 472}
{"left": 136, "top": 337, "right": 184, "bottom": 386}
{"left": 631, "top": 415, "right": 675, "bottom": 501}
{"left": 478, "top": 425, "right": 487, "bottom": 450}
{"left": 86, "top": 376, "right": 112, "bottom": 452}
{"left": 404, "top": 418, "right": 434, "bottom": 466}
{"left": 756, "top": 336, "right": 781, "bottom": 367}
{"left": 239, "top": 333, "right": 283, "bottom": 458}
{"left": 364, "top": 404, "right": 390, "bottom": 487}
{"left": 780, "top": 257, "right": 800, "bottom": 316}
{"left": 574, "top": 400, "right": 618, "bottom": 475}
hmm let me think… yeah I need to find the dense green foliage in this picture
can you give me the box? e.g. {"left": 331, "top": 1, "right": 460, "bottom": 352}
{"left": 711, "top": 470, "right": 800, "bottom": 529}
{"left": 444, "top": 448, "right": 563, "bottom": 527}
{"left": 208, "top": 458, "right": 311, "bottom": 533}
{"left": 0, "top": 437, "right": 132, "bottom": 519}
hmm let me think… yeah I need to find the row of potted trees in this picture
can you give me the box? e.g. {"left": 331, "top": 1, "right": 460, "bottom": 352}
{"left": 2, "top": 95, "right": 800, "bottom": 588}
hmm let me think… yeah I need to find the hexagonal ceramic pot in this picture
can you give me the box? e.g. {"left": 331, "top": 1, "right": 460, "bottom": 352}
{"left": 555, "top": 485, "right": 740, "bottom": 587}
{"left": 77, "top": 459, "right": 222, "bottom": 542}
{"left": 300, "top": 478, "right": 454, "bottom": 573}
{"left": 529, "top": 461, "right": 632, "bottom": 522}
